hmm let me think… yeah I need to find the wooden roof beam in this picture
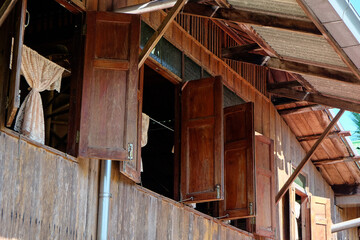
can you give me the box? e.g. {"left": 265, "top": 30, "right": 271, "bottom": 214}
{"left": 275, "top": 109, "right": 345, "bottom": 204}
{"left": 138, "top": 0, "right": 187, "bottom": 69}
{"left": 266, "top": 58, "right": 359, "bottom": 85}
{"left": 182, "top": 2, "right": 321, "bottom": 36}
{"left": 222, "top": 43, "right": 260, "bottom": 58}
{"left": 298, "top": 131, "right": 351, "bottom": 142}
{"left": 313, "top": 156, "right": 359, "bottom": 166}
{"left": 278, "top": 104, "right": 328, "bottom": 116}
{"left": 268, "top": 88, "right": 360, "bottom": 113}
{"left": 333, "top": 184, "right": 360, "bottom": 196}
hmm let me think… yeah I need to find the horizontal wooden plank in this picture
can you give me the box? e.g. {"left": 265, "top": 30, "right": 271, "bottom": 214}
{"left": 278, "top": 104, "right": 327, "bottom": 116}
{"left": 313, "top": 157, "right": 359, "bottom": 166}
{"left": 298, "top": 131, "right": 351, "bottom": 142}
{"left": 268, "top": 88, "right": 360, "bottom": 113}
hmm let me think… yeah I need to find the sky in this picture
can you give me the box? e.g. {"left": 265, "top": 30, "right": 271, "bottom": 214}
{"left": 331, "top": 109, "right": 359, "bottom": 141}
{"left": 350, "top": 0, "right": 360, "bottom": 17}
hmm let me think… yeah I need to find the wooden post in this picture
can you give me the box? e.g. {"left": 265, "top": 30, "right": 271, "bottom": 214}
{"left": 138, "top": 0, "right": 187, "bottom": 69}
{"left": 275, "top": 109, "right": 345, "bottom": 204}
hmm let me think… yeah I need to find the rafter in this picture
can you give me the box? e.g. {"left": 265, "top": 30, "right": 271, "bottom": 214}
{"left": 266, "top": 58, "right": 359, "bottom": 84}
{"left": 138, "top": 0, "right": 187, "bottom": 69}
{"left": 313, "top": 156, "right": 359, "bottom": 166}
{"left": 268, "top": 88, "right": 360, "bottom": 113}
{"left": 222, "top": 43, "right": 260, "bottom": 58}
{"left": 298, "top": 131, "right": 351, "bottom": 142}
{"left": 181, "top": 2, "right": 321, "bottom": 35}
{"left": 275, "top": 109, "right": 345, "bottom": 204}
{"left": 278, "top": 104, "right": 327, "bottom": 116}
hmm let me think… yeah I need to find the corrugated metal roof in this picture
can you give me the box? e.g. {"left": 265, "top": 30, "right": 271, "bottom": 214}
{"left": 251, "top": 26, "right": 348, "bottom": 68}
{"left": 303, "top": 75, "right": 360, "bottom": 103}
{"left": 229, "top": 0, "right": 308, "bottom": 19}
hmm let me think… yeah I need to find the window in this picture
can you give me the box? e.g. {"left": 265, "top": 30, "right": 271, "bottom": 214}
{"left": 2, "top": 0, "right": 83, "bottom": 154}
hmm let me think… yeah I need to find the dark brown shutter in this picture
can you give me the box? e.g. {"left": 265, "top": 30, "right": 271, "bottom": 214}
{"left": 254, "top": 135, "right": 276, "bottom": 238}
{"left": 6, "top": 0, "right": 27, "bottom": 127}
{"left": 78, "top": 12, "right": 140, "bottom": 160}
{"left": 119, "top": 66, "right": 144, "bottom": 183}
{"left": 219, "top": 102, "right": 255, "bottom": 219}
{"left": 310, "top": 196, "right": 331, "bottom": 239}
{"left": 180, "top": 76, "right": 224, "bottom": 203}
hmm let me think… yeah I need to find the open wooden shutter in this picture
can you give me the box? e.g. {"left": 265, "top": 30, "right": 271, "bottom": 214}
{"left": 78, "top": 12, "right": 140, "bottom": 160}
{"left": 310, "top": 196, "right": 331, "bottom": 240}
{"left": 180, "top": 76, "right": 223, "bottom": 203}
{"left": 219, "top": 102, "right": 255, "bottom": 220}
{"left": 119, "top": 66, "right": 143, "bottom": 183}
{"left": 254, "top": 135, "right": 275, "bottom": 238}
{"left": 6, "top": 0, "right": 26, "bottom": 127}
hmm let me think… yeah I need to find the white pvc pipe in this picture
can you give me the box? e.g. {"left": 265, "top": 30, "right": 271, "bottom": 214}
{"left": 331, "top": 217, "right": 360, "bottom": 233}
{"left": 97, "top": 160, "right": 112, "bottom": 240}
{"left": 114, "top": 0, "right": 177, "bottom": 14}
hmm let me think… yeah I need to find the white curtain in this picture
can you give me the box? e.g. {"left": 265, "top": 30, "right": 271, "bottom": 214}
{"left": 14, "top": 45, "right": 65, "bottom": 144}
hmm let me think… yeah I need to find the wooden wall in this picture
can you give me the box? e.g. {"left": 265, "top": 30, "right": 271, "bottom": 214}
{"left": 108, "top": 166, "right": 255, "bottom": 240}
{"left": 0, "top": 130, "right": 99, "bottom": 240}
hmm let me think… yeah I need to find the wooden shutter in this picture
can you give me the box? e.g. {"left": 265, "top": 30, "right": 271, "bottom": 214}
{"left": 119, "top": 66, "right": 143, "bottom": 183}
{"left": 310, "top": 196, "right": 331, "bottom": 240}
{"left": 254, "top": 135, "right": 276, "bottom": 238}
{"left": 78, "top": 12, "right": 140, "bottom": 160}
{"left": 180, "top": 76, "right": 223, "bottom": 203}
{"left": 219, "top": 102, "right": 255, "bottom": 220}
{"left": 6, "top": 0, "right": 26, "bottom": 127}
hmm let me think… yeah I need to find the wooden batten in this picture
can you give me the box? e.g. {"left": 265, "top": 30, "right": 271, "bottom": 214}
{"left": 268, "top": 88, "right": 360, "bottom": 113}
{"left": 297, "top": 131, "right": 351, "bottom": 142}
{"left": 277, "top": 104, "right": 327, "bottom": 116}
{"left": 313, "top": 157, "right": 359, "bottom": 166}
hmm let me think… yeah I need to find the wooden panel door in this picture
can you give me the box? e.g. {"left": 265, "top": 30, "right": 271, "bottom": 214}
{"left": 78, "top": 11, "right": 140, "bottom": 160}
{"left": 310, "top": 196, "right": 331, "bottom": 240}
{"left": 180, "top": 76, "right": 223, "bottom": 203}
{"left": 119, "top": 66, "right": 143, "bottom": 183}
{"left": 219, "top": 102, "right": 255, "bottom": 219}
{"left": 254, "top": 135, "right": 276, "bottom": 238}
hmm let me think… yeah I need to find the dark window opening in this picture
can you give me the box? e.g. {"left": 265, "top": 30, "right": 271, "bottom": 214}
{"left": 141, "top": 65, "right": 176, "bottom": 199}
{"left": 6, "top": 0, "right": 83, "bottom": 153}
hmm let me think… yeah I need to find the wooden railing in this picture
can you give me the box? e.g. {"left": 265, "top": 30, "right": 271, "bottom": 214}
{"left": 175, "top": 14, "right": 267, "bottom": 96}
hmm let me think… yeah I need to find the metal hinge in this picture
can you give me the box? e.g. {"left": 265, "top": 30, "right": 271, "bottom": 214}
{"left": 82, "top": 24, "right": 87, "bottom": 35}
{"left": 128, "top": 143, "right": 134, "bottom": 160}
{"left": 216, "top": 184, "right": 221, "bottom": 199}
{"left": 249, "top": 202, "right": 254, "bottom": 215}
{"left": 75, "top": 130, "right": 80, "bottom": 144}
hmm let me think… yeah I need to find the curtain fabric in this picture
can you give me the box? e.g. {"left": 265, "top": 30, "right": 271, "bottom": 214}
{"left": 14, "top": 45, "right": 65, "bottom": 144}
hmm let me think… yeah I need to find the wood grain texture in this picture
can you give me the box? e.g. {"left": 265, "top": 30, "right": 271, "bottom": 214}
{"left": 79, "top": 12, "right": 140, "bottom": 160}
{"left": 219, "top": 103, "right": 255, "bottom": 220}
{"left": 181, "top": 76, "right": 224, "bottom": 203}
{"left": 0, "top": 131, "right": 98, "bottom": 239}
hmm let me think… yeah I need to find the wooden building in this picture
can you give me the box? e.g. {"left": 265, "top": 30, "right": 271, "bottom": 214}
{"left": 1, "top": 0, "right": 360, "bottom": 239}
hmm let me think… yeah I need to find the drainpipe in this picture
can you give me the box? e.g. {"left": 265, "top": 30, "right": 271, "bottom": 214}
{"left": 331, "top": 217, "right": 360, "bottom": 233}
{"left": 97, "top": 160, "right": 112, "bottom": 240}
{"left": 114, "top": 0, "right": 177, "bottom": 14}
